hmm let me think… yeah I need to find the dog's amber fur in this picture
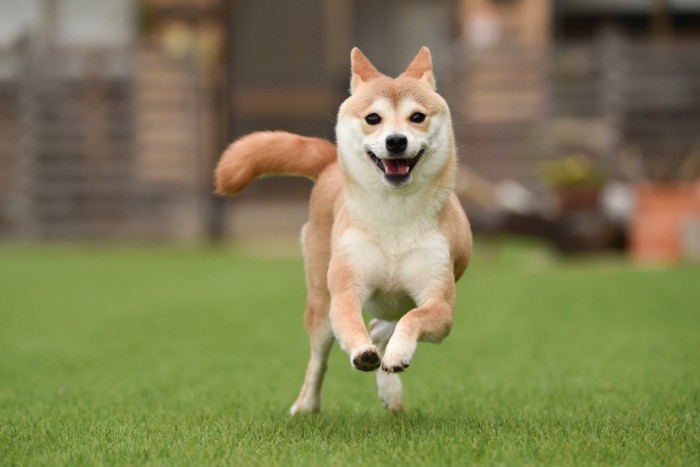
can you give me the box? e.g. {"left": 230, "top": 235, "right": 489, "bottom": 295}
{"left": 216, "top": 48, "right": 472, "bottom": 414}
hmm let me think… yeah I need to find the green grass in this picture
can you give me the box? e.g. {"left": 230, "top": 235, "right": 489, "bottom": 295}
{"left": 1, "top": 241, "right": 698, "bottom": 465}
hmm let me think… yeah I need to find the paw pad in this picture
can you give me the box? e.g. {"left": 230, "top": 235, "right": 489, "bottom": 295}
{"left": 352, "top": 348, "right": 381, "bottom": 372}
{"left": 381, "top": 361, "right": 410, "bottom": 374}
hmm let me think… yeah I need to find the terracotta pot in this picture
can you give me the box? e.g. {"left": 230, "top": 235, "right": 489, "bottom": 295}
{"left": 630, "top": 183, "right": 700, "bottom": 262}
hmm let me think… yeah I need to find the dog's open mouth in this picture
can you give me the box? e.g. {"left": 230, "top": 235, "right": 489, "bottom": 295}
{"left": 367, "top": 149, "right": 425, "bottom": 183}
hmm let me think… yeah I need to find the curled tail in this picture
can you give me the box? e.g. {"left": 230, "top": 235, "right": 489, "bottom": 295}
{"left": 215, "top": 131, "right": 337, "bottom": 195}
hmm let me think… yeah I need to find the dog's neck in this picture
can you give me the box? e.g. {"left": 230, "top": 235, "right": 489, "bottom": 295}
{"left": 341, "top": 158, "right": 456, "bottom": 240}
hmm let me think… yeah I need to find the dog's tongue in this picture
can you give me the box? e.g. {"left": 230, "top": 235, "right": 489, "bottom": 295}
{"left": 384, "top": 159, "right": 410, "bottom": 175}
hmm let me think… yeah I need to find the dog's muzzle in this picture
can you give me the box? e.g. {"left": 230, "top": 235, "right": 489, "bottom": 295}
{"left": 367, "top": 149, "right": 425, "bottom": 186}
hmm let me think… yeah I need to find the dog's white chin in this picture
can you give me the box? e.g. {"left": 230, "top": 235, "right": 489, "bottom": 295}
{"left": 382, "top": 173, "right": 413, "bottom": 188}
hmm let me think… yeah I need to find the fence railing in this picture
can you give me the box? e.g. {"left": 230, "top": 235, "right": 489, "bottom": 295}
{"left": 2, "top": 35, "right": 699, "bottom": 240}
{"left": 0, "top": 43, "right": 204, "bottom": 240}
{"left": 451, "top": 34, "right": 700, "bottom": 191}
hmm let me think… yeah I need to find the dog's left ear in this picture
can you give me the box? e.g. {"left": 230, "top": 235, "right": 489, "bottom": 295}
{"left": 400, "top": 47, "right": 435, "bottom": 89}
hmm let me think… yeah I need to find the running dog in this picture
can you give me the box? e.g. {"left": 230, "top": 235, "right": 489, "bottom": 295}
{"left": 215, "top": 47, "right": 472, "bottom": 414}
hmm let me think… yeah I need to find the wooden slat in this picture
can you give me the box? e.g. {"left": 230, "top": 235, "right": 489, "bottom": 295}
{"left": 0, "top": 44, "right": 204, "bottom": 239}
{"left": 451, "top": 37, "right": 700, "bottom": 189}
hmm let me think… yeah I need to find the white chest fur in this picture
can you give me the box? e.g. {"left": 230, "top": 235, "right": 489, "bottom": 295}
{"left": 339, "top": 223, "right": 451, "bottom": 321}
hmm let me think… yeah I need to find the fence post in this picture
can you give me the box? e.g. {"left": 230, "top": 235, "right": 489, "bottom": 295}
{"left": 207, "top": 0, "right": 235, "bottom": 243}
{"left": 14, "top": 43, "right": 40, "bottom": 239}
{"left": 598, "top": 27, "right": 625, "bottom": 175}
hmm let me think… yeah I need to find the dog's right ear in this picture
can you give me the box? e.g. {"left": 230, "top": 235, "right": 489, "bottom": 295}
{"left": 401, "top": 47, "right": 436, "bottom": 90}
{"left": 350, "top": 47, "right": 382, "bottom": 94}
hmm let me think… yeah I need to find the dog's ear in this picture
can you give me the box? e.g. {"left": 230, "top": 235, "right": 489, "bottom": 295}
{"left": 401, "top": 47, "right": 435, "bottom": 89}
{"left": 350, "top": 47, "right": 382, "bottom": 94}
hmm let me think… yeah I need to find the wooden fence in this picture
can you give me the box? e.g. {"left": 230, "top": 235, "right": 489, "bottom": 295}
{"left": 0, "top": 44, "right": 203, "bottom": 239}
{"left": 451, "top": 34, "right": 700, "bottom": 192}
{"left": 2, "top": 35, "right": 699, "bottom": 240}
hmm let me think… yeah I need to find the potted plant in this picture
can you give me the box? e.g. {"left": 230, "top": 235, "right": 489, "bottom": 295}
{"left": 623, "top": 147, "right": 700, "bottom": 262}
{"left": 539, "top": 154, "right": 606, "bottom": 211}
{"left": 630, "top": 183, "right": 700, "bottom": 262}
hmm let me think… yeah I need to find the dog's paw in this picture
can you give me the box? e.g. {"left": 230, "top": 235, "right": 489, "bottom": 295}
{"left": 289, "top": 393, "right": 321, "bottom": 415}
{"left": 351, "top": 346, "right": 381, "bottom": 372}
{"left": 289, "top": 400, "right": 320, "bottom": 415}
{"left": 381, "top": 340, "right": 415, "bottom": 373}
{"left": 380, "top": 359, "right": 410, "bottom": 373}
{"left": 377, "top": 371, "right": 403, "bottom": 413}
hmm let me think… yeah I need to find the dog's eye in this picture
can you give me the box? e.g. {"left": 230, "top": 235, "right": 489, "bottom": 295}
{"left": 365, "top": 113, "right": 381, "bottom": 125}
{"left": 410, "top": 112, "right": 426, "bottom": 123}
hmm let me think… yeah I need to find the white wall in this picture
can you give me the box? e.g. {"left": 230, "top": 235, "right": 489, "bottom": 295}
{"left": 0, "top": 0, "right": 40, "bottom": 46}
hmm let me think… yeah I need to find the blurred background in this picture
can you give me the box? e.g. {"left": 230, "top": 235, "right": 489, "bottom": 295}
{"left": 1, "top": 0, "right": 700, "bottom": 262}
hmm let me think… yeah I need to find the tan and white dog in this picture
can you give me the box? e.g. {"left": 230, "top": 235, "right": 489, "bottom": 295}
{"left": 215, "top": 47, "right": 472, "bottom": 414}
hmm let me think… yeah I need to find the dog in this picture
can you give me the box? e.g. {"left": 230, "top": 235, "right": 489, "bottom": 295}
{"left": 215, "top": 47, "right": 472, "bottom": 414}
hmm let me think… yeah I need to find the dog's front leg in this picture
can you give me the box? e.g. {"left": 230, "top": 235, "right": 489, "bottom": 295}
{"left": 369, "top": 319, "right": 403, "bottom": 412}
{"left": 328, "top": 256, "right": 380, "bottom": 371}
{"left": 381, "top": 282, "right": 455, "bottom": 373}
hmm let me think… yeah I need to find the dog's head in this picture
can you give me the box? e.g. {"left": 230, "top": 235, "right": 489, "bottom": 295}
{"left": 336, "top": 47, "right": 455, "bottom": 191}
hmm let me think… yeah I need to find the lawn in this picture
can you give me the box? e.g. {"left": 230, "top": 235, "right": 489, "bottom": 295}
{"left": 0, "top": 242, "right": 698, "bottom": 465}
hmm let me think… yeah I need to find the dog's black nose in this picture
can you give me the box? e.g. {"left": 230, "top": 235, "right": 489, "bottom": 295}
{"left": 385, "top": 134, "right": 408, "bottom": 154}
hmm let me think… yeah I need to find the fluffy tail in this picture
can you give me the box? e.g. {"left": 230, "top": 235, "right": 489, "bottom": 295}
{"left": 215, "top": 131, "right": 337, "bottom": 195}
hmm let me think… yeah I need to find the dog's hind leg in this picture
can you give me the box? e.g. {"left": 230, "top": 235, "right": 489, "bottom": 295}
{"left": 369, "top": 319, "right": 403, "bottom": 412}
{"left": 290, "top": 295, "right": 334, "bottom": 415}
{"left": 290, "top": 223, "right": 335, "bottom": 415}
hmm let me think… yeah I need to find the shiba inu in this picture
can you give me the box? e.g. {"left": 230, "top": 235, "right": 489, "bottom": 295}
{"left": 215, "top": 47, "right": 472, "bottom": 414}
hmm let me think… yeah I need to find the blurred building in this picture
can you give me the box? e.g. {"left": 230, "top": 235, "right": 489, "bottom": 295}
{"left": 453, "top": 0, "right": 700, "bottom": 256}
{"left": 456, "top": 0, "right": 700, "bottom": 184}
{"left": 0, "top": 0, "right": 205, "bottom": 239}
{"left": 1, "top": 0, "right": 699, "bottom": 248}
